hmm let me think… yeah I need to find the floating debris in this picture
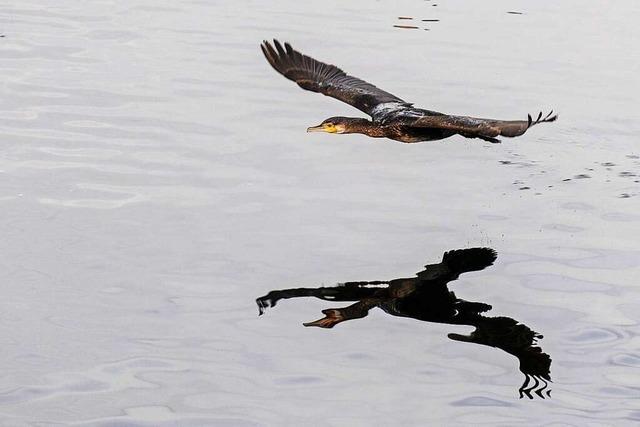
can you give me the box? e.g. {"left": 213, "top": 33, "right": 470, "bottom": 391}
{"left": 601, "top": 162, "right": 616, "bottom": 167}
{"left": 499, "top": 160, "right": 513, "bottom": 165}
{"left": 619, "top": 171, "right": 637, "bottom": 177}
{"left": 508, "top": 11, "right": 524, "bottom": 15}
{"left": 562, "top": 178, "right": 572, "bottom": 182}
{"left": 574, "top": 174, "right": 591, "bottom": 179}
{"left": 395, "top": 16, "right": 437, "bottom": 31}
{"left": 519, "top": 186, "right": 531, "bottom": 190}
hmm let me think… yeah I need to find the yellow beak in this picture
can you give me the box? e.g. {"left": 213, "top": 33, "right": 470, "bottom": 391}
{"left": 306, "top": 124, "right": 326, "bottom": 133}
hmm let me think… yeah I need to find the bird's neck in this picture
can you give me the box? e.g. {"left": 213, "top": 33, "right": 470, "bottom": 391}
{"left": 344, "top": 119, "right": 386, "bottom": 138}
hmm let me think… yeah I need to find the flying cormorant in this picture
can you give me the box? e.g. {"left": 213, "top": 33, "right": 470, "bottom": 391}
{"left": 261, "top": 40, "right": 557, "bottom": 143}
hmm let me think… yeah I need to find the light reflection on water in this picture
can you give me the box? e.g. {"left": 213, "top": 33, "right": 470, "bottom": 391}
{"left": 0, "top": 0, "right": 639, "bottom": 425}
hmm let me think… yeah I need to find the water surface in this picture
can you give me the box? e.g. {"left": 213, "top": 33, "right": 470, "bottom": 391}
{"left": 0, "top": 0, "right": 639, "bottom": 425}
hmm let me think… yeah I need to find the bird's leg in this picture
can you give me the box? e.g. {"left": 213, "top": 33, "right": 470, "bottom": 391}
{"left": 480, "top": 136, "right": 501, "bottom": 144}
{"left": 460, "top": 133, "right": 501, "bottom": 144}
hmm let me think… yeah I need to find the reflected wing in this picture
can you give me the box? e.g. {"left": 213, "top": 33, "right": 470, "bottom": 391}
{"left": 261, "top": 39, "right": 408, "bottom": 118}
{"left": 399, "top": 110, "right": 557, "bottom": 141}
{"left": 417, "top": 248, "right": 497, "bottom": 281}
{"left": 448, "top": 315, "right": 552, "bottom": 399}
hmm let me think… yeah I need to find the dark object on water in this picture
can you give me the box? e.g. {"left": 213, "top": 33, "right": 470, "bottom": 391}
{"left": 393, "top": 25, "right": 419, "bottom": 29}
{"left": 508, "top": 11, "right": 524, "bottom": 15}
{"left": 256, "top": 248, "right": 552, "bottom": 398}
{"left": 261, "top": 40, "right": 557, "bottom": 143}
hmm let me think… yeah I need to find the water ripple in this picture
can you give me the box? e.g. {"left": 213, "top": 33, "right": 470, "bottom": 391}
{"left": 450, "top": 396, "right": 514, "bottom": 407}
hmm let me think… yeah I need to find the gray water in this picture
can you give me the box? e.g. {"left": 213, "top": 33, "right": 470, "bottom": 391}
{"left": 1, "top": 0, "right": 639, "bottom": 425}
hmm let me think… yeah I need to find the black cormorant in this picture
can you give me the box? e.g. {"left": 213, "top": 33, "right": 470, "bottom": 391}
{"left": 261, "top": 40, "right": 557, "bottom": 143}
{"left": 256, "top": 248, "right": 552, "bottom": 398}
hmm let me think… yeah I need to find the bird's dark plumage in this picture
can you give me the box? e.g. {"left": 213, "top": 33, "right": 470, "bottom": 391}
{"left": 255, "top": 247, "right": 552, "bottom": 398}
{"left": 261, "top": 39, "right": 557, "bottom": 143}
{"left": 416, "top": 247, "right": 498, "bottom": 281}
{"left": 261, "top": 39, "right": 408, "bottom": 117}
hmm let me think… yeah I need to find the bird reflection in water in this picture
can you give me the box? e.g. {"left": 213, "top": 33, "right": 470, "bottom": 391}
{"left": 256, "top": 248, "right": 552, "bottom": 399}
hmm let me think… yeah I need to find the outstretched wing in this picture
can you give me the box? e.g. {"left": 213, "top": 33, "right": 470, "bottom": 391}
{"left": 398, "top": 110, "right": 557, "bottom": 142}
{"left": 261, "top": 39, "right": 409, "bottom": 118}
{"left": 416, "top": 247, "right": 497, "bottom": 281}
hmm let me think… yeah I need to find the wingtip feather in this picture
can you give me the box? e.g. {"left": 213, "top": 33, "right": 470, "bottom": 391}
{"left": 273, "top": 39, "right": 286, "bottom": 57}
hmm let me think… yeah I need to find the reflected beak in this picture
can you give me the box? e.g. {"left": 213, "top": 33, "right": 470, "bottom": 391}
{"left": 306, "top": 124, "right": 326, "bottom": 133}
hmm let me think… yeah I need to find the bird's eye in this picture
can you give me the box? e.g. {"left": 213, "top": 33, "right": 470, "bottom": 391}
{"left": 325, "top": 122, "right": 333, "bottom": 127}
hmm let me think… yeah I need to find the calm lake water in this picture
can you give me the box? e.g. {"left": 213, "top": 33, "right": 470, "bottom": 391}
{"left": 1, "top": 0, "right": 639, "bottom": 425}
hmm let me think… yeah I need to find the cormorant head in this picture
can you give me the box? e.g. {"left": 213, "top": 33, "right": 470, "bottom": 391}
{"left": 307, "top": 117, "right": 367, "bottom": 134}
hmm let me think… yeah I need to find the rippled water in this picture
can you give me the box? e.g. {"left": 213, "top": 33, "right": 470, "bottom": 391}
{"left": 1, "top": 1, "right": 639, "bottom": 425}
